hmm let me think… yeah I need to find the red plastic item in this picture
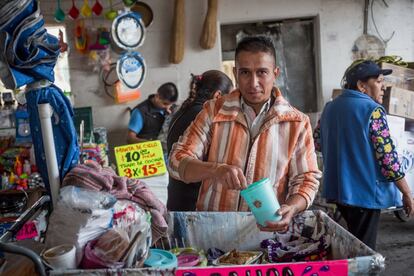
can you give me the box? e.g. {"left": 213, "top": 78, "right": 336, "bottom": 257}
{"left": 69, "top": 0, "right": 80, "bottom": 19}
{"left": 92, "top": 0, "right": 103, "bottom": 16}
{"left": 14, "top": 157, "right": 23, "bottom": 176}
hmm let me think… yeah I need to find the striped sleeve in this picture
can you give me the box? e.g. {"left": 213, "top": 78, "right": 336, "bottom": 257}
{"left": 287, "top": 116, "right": 322, "bottom": 208}
{"left": 168, "top": 101, "right": 214, "bottom": 181}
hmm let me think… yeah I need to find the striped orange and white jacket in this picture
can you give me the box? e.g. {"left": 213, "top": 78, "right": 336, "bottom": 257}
{"left": 168, "top": 88, "right": 321, "bottom": 211}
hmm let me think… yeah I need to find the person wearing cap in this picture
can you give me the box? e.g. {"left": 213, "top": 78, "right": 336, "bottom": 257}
{"left": 314, "top": 60, "right": 414, "bottom": 249}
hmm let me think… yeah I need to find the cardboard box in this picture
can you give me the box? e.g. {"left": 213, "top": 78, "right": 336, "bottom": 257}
{"left": 382, "top": 86, "right": 414, "bottom": 120}
{"left": 331, "top": 89, "right": 343, "bottom": 100}
{"left": 387, "top": 117, "right": 414, "bottom": 195}
{"left": 387, "top": 115, "right": 406, "bottom": 152}
{"left": 398, "top": 131, "right": 414, "bottom": 197}
{"left": 381, "top": 62, "right": 414, "bottom": 91}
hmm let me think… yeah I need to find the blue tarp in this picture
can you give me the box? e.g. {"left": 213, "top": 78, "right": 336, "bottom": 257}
{"left": 25, "top": 84, "right": 80, "bottom": 190}
{"left": 0, "top": 0, "right": 79, "bottom": 194}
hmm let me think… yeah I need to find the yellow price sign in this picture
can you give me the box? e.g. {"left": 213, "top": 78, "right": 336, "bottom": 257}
{"left": 114, "top": 140, "right": 167, "bottom": 178}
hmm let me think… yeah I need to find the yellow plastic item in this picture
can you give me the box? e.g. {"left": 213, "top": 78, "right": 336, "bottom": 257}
{"left": 9, "top": 172, "right": 16, "bottom": 185}
{"left": 114, "top": 81, "right": 141, "bottom": 104}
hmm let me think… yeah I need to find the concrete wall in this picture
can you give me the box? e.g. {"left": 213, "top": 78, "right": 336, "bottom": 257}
{"left": 39, "top": 0, "right": 414, "bottom": 162}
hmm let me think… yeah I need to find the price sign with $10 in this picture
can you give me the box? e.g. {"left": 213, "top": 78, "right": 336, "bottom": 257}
{"left": 114, "top": 140, "right": 166, "bottom": 178}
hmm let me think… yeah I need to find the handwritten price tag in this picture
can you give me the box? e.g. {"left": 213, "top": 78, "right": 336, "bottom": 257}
{"left": 114, "top": 140, "right": 167, "bottom": 178}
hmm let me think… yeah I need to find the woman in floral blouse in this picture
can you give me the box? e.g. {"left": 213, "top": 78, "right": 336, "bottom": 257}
{"left": 314, "top": 60, "right": 413, "bottom": 250}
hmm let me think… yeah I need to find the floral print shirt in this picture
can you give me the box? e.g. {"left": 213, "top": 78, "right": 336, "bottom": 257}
{"left": 313, "top": 107, "right": 404, "bottom": 182}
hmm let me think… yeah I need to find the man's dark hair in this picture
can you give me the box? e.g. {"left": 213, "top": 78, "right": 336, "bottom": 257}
{"left": 157, "top": 82, "right": 178, "bottom": 102}
{"left": 235, "top": 36, "right": 276, "bottom": 65}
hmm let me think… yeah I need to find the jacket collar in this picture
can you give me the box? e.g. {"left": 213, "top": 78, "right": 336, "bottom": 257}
{"left": 212, "top": 87, "right": 302, "bottom": 126}
{"left": 341, "top": 89, "right": 375, "bottom": 101}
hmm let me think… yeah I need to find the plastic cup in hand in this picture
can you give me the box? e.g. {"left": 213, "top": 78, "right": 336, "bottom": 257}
{"left": 241, "top": 178, "right": 281, "bottom": 226}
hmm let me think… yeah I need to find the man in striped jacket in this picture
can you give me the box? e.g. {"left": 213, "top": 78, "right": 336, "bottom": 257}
{"left": 168, "top": 36, "right": 321, "bottom": 232}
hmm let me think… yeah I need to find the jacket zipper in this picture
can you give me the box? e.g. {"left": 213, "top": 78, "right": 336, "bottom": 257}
{"left": 236, "top": 116, "right": 281, "bottom": 210}
{"left": 237, "top": 130, "right": 255, "bottom": 211}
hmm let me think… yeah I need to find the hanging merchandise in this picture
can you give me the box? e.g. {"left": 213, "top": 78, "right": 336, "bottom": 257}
{"left": 54, "top": 0, "right": 65, "bottom": 22}
{"left": 80, "top": 0, "right": 93, "bottom": 18}
{"left": 74, "top": 19, "right": 89, "bottom": 53}
{"left": 122, "top": 0, "right": 136, "bottom": 7}
{"left": 113, "top": 81, "right": 141, "bottom": 104}
{"left": 169, "top": 0, "right": 185, "bottom": 64}
{"left": 68, "top": 0, "right": 80, "bottom": 20}
{"left": 199, "top": 0, "right": 218, "bottom": 49}
{"left": 89, "top": 47, "right": 111, "bottom": 73}
{"left": 105, "top": 0, "right": 118, "bottom": 21}
{"left": 130, "top": 1, "right": 154, "bottom": 28}
{"left": 89, "top": 29, "right": 107, "bottom": 51}
{"left": 116, "top": 51, "right": 145, "bottom": 89}
{"left": 102, "top": 8, "right": 147, "bottom": 103}
{"left": 98, "top": 28, "right": 111, "bottom": 46}
{"left": 92, "top": 0, "right": 103, "bottom": 16}
{"left": 111, "top": 11, "right": 145, "bottom": 51}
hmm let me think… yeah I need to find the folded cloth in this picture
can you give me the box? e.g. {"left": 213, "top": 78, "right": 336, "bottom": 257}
{"left": 62, "top": 160, "right": 168, "bottom": 242}
{"left": 260, "top": 212, "right": 331, "bottom": 263}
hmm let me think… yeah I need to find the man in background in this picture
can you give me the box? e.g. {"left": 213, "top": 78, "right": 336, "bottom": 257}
{"left": 127, "top": 82, "right": 178, "bottom": 144}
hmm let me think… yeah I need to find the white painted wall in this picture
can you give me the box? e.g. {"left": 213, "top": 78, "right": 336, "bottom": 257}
{"left": 40, "top": 0, "right": 414, "bottom": 162}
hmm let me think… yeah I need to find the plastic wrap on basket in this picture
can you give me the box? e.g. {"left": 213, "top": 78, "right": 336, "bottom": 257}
{"left": 45, "top": 186, "right": 116, "bottom": 265}
{"left": 80, "top": 229, "right": 128, "bottom": 269}
{"left": 112, "top": 200, "right": 152, "bottom": 267}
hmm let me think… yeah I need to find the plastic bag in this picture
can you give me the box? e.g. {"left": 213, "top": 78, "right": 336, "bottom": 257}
{"left": 59, "top": 185, "right": 116, "bottom": 209}
{"left": 45, "top": 186, "right": 115, "bottom": 265}
{"left": 112, "top": 200, "right": 152, "bottom": 267}
{"left": 81, "top": 238, "right": 125, "bottom": 269}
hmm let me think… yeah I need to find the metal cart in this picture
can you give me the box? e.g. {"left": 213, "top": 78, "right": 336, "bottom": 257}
{"left": 1, "top": 209, "right": 386, "bottom": 276}
{"left": 0, "top": 195, "right": 50, "bottom": 276}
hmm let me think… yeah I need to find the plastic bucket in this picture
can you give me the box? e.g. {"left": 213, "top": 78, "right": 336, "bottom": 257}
{"left": 43, "top": 244, "right": 77, "bottom": 270}
{"left": 240, "top": 178, "right": 281, "bottom": 226}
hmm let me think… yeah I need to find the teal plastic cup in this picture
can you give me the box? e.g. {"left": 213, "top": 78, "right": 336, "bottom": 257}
{"left": 240, "top": 178, "right": 281, "bottom": 226}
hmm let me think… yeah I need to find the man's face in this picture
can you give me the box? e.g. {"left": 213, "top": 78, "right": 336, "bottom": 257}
{"left": 154, "top": 94, "right": 173, "bottom": 111}
{"left": 233, "top": 51, "right": 279, "bottom": 111}
{"left": 361, "top": 74, "right": 386, "bottom": 104}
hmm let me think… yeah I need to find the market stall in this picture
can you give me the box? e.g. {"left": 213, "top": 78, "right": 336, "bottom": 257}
{"left": 1, "top": 0, "right": 412, "bottom": 275}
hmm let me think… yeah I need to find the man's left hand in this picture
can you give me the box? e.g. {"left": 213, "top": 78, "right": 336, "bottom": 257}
{"left": 258, "top": 204, "right": 298, "bottom": 232}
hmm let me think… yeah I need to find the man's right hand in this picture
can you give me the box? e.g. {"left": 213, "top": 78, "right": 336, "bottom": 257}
{"left": 214, "top": 164, "right": 247, "bottom": 190}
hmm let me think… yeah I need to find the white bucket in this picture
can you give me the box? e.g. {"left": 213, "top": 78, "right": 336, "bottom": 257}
{"left": 43, "top": 244, "right": 77, "bottom": 270}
